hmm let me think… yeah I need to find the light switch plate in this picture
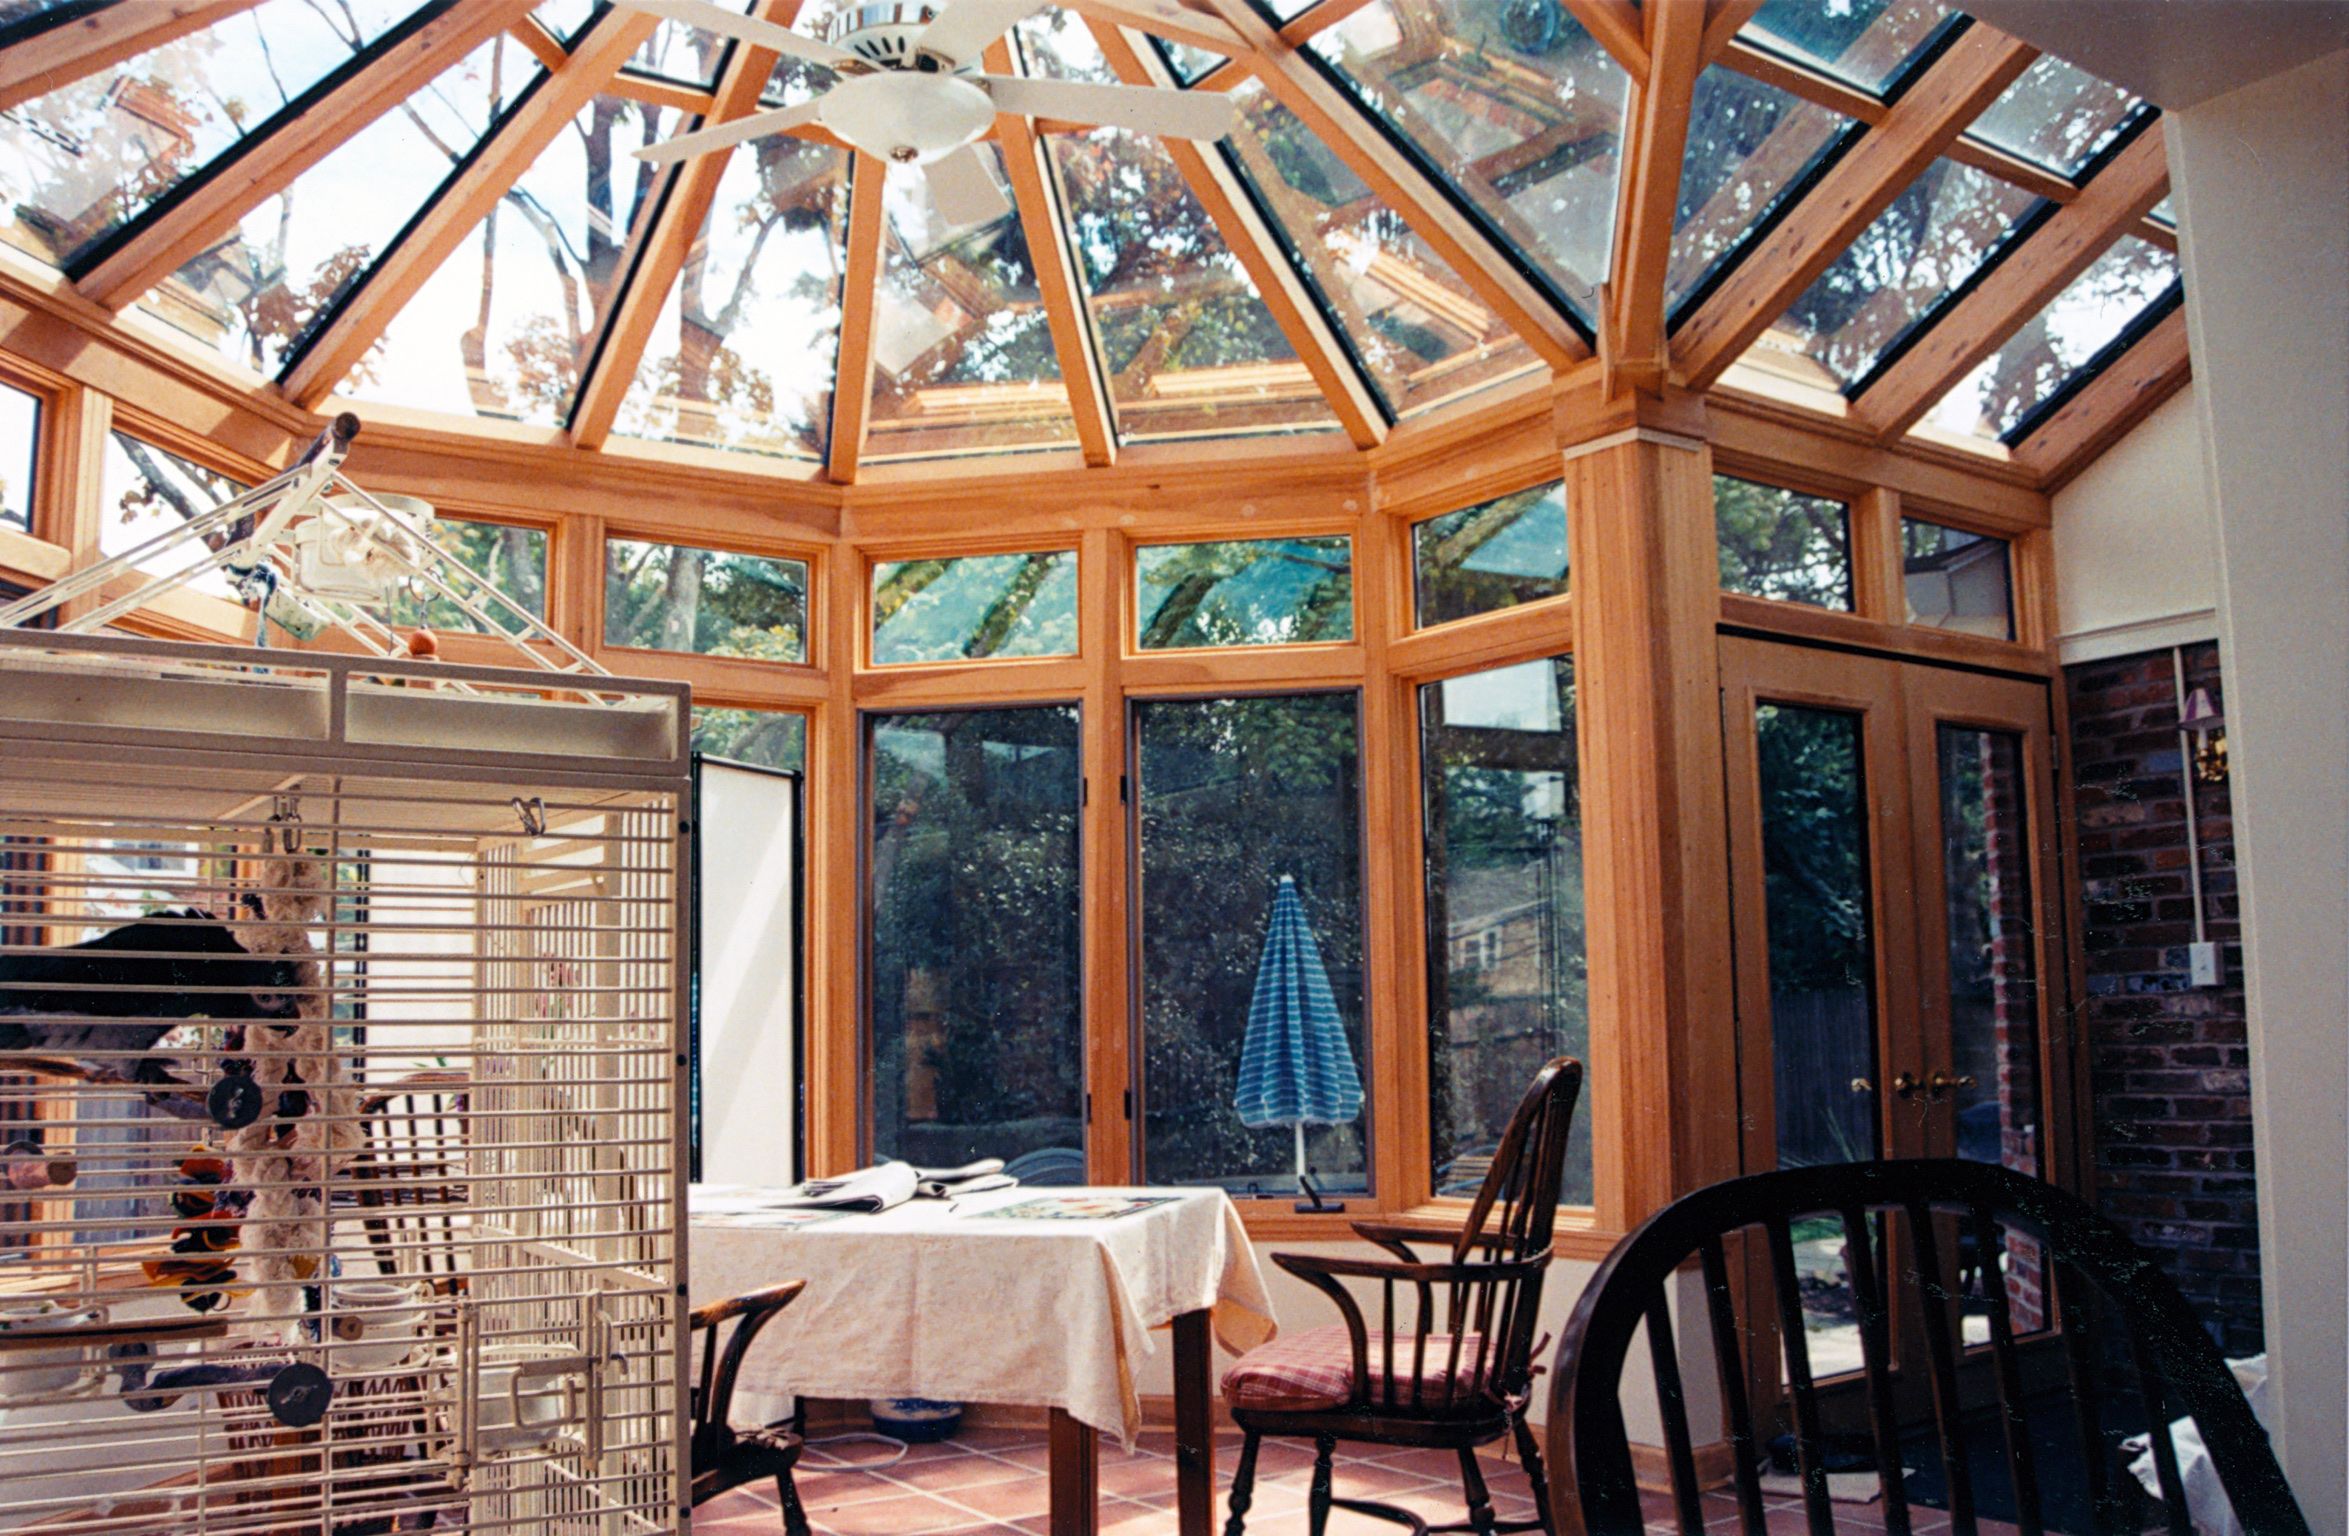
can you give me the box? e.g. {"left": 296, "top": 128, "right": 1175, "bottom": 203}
{"left": 2188, "top": 940, "right": 2224, "bottom": 988}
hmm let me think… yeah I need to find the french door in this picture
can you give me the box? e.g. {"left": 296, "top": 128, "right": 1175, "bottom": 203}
{"left": 1719, "top": 636, "right": 2073, "bottom": 1418}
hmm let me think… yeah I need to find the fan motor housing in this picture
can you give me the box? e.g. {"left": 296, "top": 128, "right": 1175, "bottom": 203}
{"left": 824, "top": 2, "right": 944, "bottom": 69}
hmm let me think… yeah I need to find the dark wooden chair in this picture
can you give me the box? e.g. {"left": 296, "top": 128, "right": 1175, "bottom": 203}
{"left": 1548, "top": 1158, "right": 2307, "bottom": 1535}
{"left": 1222, "top": 1056, "right": 1583, "bottom": 1536}
{"left": 691, "top": 1279, "right": 813, "bottom": 1535}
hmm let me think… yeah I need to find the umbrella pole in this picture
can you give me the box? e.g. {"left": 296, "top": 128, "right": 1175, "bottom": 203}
{"left": 1294, "top": 1122, "right": 1307, "bottom": 1191}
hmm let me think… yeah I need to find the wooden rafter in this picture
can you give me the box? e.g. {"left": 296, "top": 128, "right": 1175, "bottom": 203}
{"left": 1062, "top": 0, "right": 1244, "bottom": 54}
{"left": 1700, "top": 0, "right": 1766, "bottom": 66}
{"left": 1200, "top": 0, "right": 1587, "bottom": 371}
{"left": 1562, "top": 0, "right": 1649, "bottom": 79}
{"left": 75, "top": 1, "right": 542, "bottom": 309}
{"left": 2010, "top": 301, "right": 2189, "bottom": 490}
{"left": 1855, "top": 124, "right": 2168, "bottom": 442}
{"left": 508, "top": 17, "right": 570, "bottom": 73}
{"left": 1603, "top": 0, "right": 1704, "bottom": 393}
{"left": 1673, "top": 26, "right": 2038, "bottom": 391}
{"left": 825, "top": 153, "right": 888, "bottom": 485}
{"left": 0, "top": 0, "right": 264, "bottom": 115}
{"left": 985, "top": 41, "right": 1116, "bottom": 467}
{"left": 278, "top": 9, "right": 657, "bottom": 410}
{"left": 571, "top": 0, "right": 801, "bottom": 450}
{"left": 1088, "top": 20, "right": 1384, "bottom": 448}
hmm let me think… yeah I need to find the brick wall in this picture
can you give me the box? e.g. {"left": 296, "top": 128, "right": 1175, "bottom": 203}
{"left": 2065, "top": 640, "right": 2262, "bottom": 1356}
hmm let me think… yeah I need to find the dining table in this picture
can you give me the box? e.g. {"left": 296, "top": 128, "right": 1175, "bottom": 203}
{"left": 688, "top": 1182, "right": 1278, "bottom": 1536}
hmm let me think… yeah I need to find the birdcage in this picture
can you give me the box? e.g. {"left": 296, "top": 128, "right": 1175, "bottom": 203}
{"left": 0, "top": 628, "right": 691, "bottom": 1536}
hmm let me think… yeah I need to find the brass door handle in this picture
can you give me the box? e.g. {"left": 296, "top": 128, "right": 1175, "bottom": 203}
{"left": 1889, "top": 1072, "right": 1923, "bottom": 1100}
{"left": 1849, "top": 1077, "right": 1873, "bottom": 1095}
{"left": 1928, "top": 1071, "right": 1978, "bottom": 1100}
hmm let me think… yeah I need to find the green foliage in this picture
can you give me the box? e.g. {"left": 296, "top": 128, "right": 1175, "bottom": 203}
{"left": 692, "top": 708, "right": 805, "bottom": 773}
{"left": 871, "top": 552, "right": 1078, "bottom": 665}
{"left": 378, "top": 520, "right": 546, "bottom": 634}
{"left": 605, "top": 539, "right": 808, "bottom": 662}
{"left": 1136, "top": 539, "right": 1353, "bottom": 649}
{"left": 1414, "top": 483, "right": 1568, "bottom": 626}
{"left": 1713, "top": 474, "right": 1850, "bottom": 608}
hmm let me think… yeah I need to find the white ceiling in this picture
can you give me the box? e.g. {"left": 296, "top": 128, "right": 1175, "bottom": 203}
{"left": 1961, "top": 0, "right": 2349, "bottom": 108}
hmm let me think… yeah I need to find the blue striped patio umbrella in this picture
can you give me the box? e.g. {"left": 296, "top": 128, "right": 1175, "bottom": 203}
{"left": 1234, "top": 876, "right": 1364, "bottom": 1189}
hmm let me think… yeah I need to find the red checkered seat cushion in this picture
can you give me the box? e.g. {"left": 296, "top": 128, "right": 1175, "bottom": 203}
{"left": 1220, "top": 1325, "right": 1494, "bottom": 1413}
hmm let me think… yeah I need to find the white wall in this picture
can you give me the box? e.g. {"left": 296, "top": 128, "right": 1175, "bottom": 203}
{"left": 2169, "top": 47, "right": 2349, "bottom": 1529}
{"left": 2051, "top": 385, "right": 2219, "bottom": 663}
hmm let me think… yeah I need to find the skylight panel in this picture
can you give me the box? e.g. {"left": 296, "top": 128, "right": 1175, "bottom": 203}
{"left": 1668, "top": 66, "right": 1858, "bottom": 318}
{"left": 613, "top": 135, "right": 852, "bottom": 462}
{"left": 1224, "top": 80, "right": 1542, "bottom": 421}
{"left": 1967, "top": 54, "right": 2144, "bottom": 180}
{"left": 1310, "top": 0, "right": 1631, "bottom": 330}
{"left": 530, "top": 1, "right": 596, "bottom": 46}
{"left": 628, "top": 0, "right": 753, "bottom": 86}
{"left": 1761, "top": 157, "right": 2043, "bottom": 390}
{"left": 134, "top": 32, "right": 537, "bottom": 382}
{"left": 0, "top": 0, "right": 426, "bottom": 272}
{"left": 1151, "top": 38, "right": 1228, "bottom": 84}
{"left": 1738, "top": 0, "right": 1956, "bottom": 96}
{"left": 1920, "top": 234, "right": 2180, "bottom": 443}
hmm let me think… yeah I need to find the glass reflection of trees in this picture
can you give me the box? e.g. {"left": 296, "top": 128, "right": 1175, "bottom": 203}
{"left": 605, "top": 538, "right": 809, "bottom": 662}
{"left": 1714, "top": 474, "right": 1851, "bottom": 610}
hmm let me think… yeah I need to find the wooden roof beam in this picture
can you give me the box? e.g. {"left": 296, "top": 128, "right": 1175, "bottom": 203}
{"left": 279, "top": 9, "right": 656, "bottom": 410}
{"left": 2009, "top": 302, "right": 2189, "bottom": 490}
{"left": 1061, "top": 0, "right": 1243, "bottom": 54}
{"left": 571, "top": 1, "right": 801, "bottom": 450}
{"left": 508, "top": 17, "right": 570, "bottom": 73}
{"left": 1201, "top": 0, "right": 1587, "bottom": 372}
{"left": 1562, "top": 0, "right": 1648, "bottom": 79}
{"left": 1088, "top": 20, "right": 1384, "bottom": 448}
{"left": 0, "top": 0, "right": 264, "bottom": 115}
{"left": 1854, "top": 124, "right": 2167, "bottom": 442}
{"left": 986, "top": 41, "right": 1117, "bottom": 467}
{"left": 76, "top": 1, "right": 543, "bottom": 309}
{"left": 1673, "top": 25, "right": 2038, "bottom": 391}
{"left": 1700, "top": 0, "right": 1767, "bottom": 67}
{"left": 1602, "top": 0, "right": 1705, "bottom": 394}
{"left": 825, "top": 153, "right": 888, "bottom": 485}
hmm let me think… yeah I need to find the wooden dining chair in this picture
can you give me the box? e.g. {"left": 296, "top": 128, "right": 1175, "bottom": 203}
{"left": 347, "top": 1070, "right": 470, "bottom": 1292}
{"left": 1548, "top": 1158, "right": 2308, "bottom": 1535}
{"left": 1220, "top": 1056, "right": 1583, "bottom": 1535}
{"left": 691, "top": 1279, "right": 813, "bottom": 1536}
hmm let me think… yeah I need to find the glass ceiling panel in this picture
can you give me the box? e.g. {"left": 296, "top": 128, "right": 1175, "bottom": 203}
{"left": 1738, "top": 0, "right": 1954, "bottom": 96}
{"left": 1669, "top": 66, "right": 1856, "bottom": 318}
{"left": 357, "top": 92, "right": 681, "bottom": 426}
{"left": 1017, "top": 10, "right": 1123, "bottom": 84}
{"left": 1225, "top": 79, "right": 1540, "bottom": 419}
{"left": 1921, "top": 234, "right": 2179, "bottom": 443}
{"left": 2150, "top": 193, "right": 2176, "bottom": 227}
{"left": 1763, "top": 157, "right": 2042, "bottom": 390}
{"left": 1152, "top": 38, "right": 1228, "bottom": 84}
{"left": 613, "top": 134, "right": 851, "bottom": 462}
{"left": 531, "top": 1, "right": 596, "bottom": 46}
{"left": 1263, "top": 0, "right": 1320, "bottom": 20}
{"left": 135, "top": 33, "right": 536, "bottom": 381}
{"left": 629, "top": 1, "right": 747, "bottom": 86}
{"left": 866, "top": 147, "right": 1077, "bottom": 461}
{"left": 0, "top": 0, "right": 424, "bottom": 272}
{"left": 1968, "top": 55, "right": 2142, "bottom": 180}
{"left": 1310, "top": 0, "right": 1630, "bottom": 325}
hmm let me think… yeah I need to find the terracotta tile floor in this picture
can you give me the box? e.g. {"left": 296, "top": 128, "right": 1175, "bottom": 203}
{"left": 690, "top": 1428, "right": 2022, "bottom": 1534}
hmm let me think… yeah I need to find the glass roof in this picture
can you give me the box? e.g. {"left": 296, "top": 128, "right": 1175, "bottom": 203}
{"left": 1921, "top": 234, "right": 2181, "bottom": 443}
{"left": 1738, "top": 0, "right": 1956, "bottom": 96}
{"left": 1310, "top": 0, "right": 1630, "bottom": 327}
{"left": 0, "top": 1, "right": 2179, "bottom": 480}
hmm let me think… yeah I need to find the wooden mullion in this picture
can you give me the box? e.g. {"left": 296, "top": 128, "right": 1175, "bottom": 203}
{"left": 0, "top": 0, "right": 265, "bottom": 115}
{"left": 1087, "top": 20, "right": 1384, "bottom": 448}
{"left": 1855, "top": 126, "right": 2169, "bottom": 442}
{"left": 1604, "top": 0, "right": 1705, "bottom": 393}
{"left": 279, "top": 9, "right": 658, "bottom": 408}
{"left": 1356, "top": 480, "right": 1418, "bottom": 1208}
{"left": 2010, "top": 304, "right": 2190, "bottom": 492}
{"left": 986, "top": 41, "right": 1116, "bottom": 468}
{"left": 811, "top": 539, "right": 862, "bottom": 1176}
{"left": 1079, "top": 527, "right": 1133, "bottom": 1184}
{"left": 824, "top": 154, "right": 889, "bottom": 485}
{"left": 44, "top": 385, "right": 108, "bottom": 629}
{"left": 508, "top": 17, "right": 570, "bottom": 73}
{"left": 571, "top": 0, "right": 803, "bottom": 450}
{"left": 1850, "top": 485, "right": 1906, "bottom": 624}
{"left": 76, "top": 1, "right": 543, "bottom": 309}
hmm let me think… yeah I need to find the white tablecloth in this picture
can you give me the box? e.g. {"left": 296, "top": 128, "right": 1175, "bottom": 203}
{"left": 688, "top": 1185, "right": 1276, "bottom": 1446}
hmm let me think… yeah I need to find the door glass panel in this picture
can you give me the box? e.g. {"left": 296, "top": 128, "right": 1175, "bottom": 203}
{"left": 1755, "top": 702, "right": 1879, "bottom": 1375}
{"left": 1938, "top": 724, "right": 2050, "bottom": 1337}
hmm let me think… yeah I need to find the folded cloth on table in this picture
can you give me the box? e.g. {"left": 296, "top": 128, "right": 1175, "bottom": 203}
{"left": 768, "top": 1161, "right": 919, "bottom": 1213}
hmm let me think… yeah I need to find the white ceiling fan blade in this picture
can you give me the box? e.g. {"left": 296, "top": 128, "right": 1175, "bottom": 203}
{"left": 923, "top": 144, "right": 1014, "bottom": 227}
{"left": 978, "top": 74, "right": 1239, "bottom": 140}
{"left": 912, "top": 0, "right": 1052, "bottom": 70}
{"left": 615, "top": 0, "right": 858, "bottom": 72}
{"left": 632, "top": 100, "right": 823, "bottom": 165}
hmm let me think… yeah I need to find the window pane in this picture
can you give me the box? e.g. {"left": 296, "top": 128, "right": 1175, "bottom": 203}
{"left": 1670, "top": 68, "right": 1857, "bottom": 316}
{"left": 1413, "top": 482, "right": 1568, "bottom": 628}
{"left": 1151, "top": 37, "right": 1225, "bottom": 84}
{"left": 1136, "top": 537, "right": 1353, "bottom": 649}
{"left": 872, "top": 551, "right": 1078, "bottom": 665}
{"left": 1921, "top": 235, "right": 2180, "bottom": 443}
{"left": 605, "top": 538, "right": 808, "bottom": 661}
{"left": 1312, "top": 0, "right": 1630, "bottom": 323}
{"left": 1738, "top": 0, "right": 1953, "bottom": 95}
{"left": 693, "top": 707, "right": 804, "bottom": 773}
{"left": 868, "top": 706, "right": 1084, "bottom": 1174}
{"left": 1715, "top": 475, "right": 1852, "bottom": 609}
{"left": 1135, "top": 693, "right": 1367, "bottom": 1195}
{"left": 99, "top": 434, "right": 248, "bottom": 599}
{"left": 1903, "top": 519, "right": 2012, "bottom": 639}
{"left": 378, "top": 520, "right": 547, "bottom": 633}
{"left": 0, "top": 382, "right": 34, "bottom": 531}
{"left": 1968, "top": 56, "right": 2141, "bottom": 179}
{"left": 1422, "top": 657, "right": 1589, "bottom": 1202}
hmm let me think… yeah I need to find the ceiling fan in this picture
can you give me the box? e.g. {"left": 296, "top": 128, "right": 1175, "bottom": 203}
{"left": 620, "top": 0, "right": 1238, "bottom": 227}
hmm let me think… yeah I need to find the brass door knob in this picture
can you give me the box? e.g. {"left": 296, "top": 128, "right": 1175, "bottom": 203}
{"left": 1928, "top": 1071, "right": 1978, "bottom": 1100}
{"left": 1849, "top": 1077, "right": 1873, "bottom": 1095}
{"left": 1889, "top": 1072, "right": 1923, "bottom": 1099}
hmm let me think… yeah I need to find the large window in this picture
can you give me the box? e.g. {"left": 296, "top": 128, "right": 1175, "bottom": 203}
{"left": 606, "top": 538, "right": 808, "bottom": 662}
{"left": 1133, "top": 693, "right": 1367, "bottom": 1195}
{"left": 1420, "top": 657, "right": 1590, "bottom": 1202}
{"left": 1135, "top": 537, "right": 1353, "bottom": 649}
{"left": 1413, "top": 482, "right": 1568, "bottom": 629}
{"left": 866, "top": 706, "right": 1084, "bottom": 1179}
{"left": 0, "top": 382, "right": 33, "bottom": 531}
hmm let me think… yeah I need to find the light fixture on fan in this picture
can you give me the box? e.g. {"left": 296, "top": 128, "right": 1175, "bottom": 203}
{"left": 620, "top": 0, "right": 1237, "bottom": 226}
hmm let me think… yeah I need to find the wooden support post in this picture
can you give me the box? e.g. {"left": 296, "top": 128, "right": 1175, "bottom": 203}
{"left": 1851, "top": 485, "right": 1906, "bottom": 625}
{"left": 1047, "top": 1407, "right": 1100, "bottom": 1536}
